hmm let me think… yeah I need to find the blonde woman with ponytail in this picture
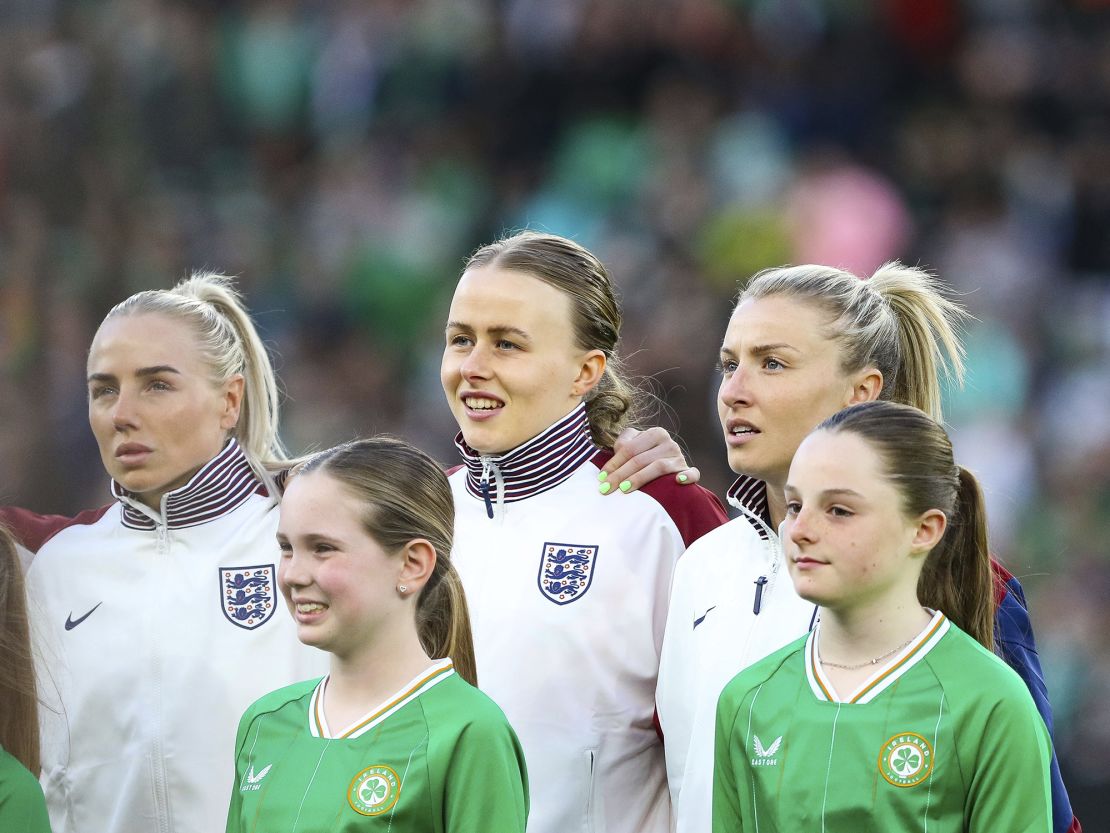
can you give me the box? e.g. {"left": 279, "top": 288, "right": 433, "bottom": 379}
{"left": 658, "top": 262, "right": 1079, "bottom": 833}
{"left": 227, "top": 438, "right": 527, "bottom": 832}
{"left": 440, "top": 231, "right": 728, "bottom": 833}
{"left": 714, "top": 401, "right": 1052, "bottom": 832}
{"left": 0, "top": 273, "right": 328, "bottom": 833}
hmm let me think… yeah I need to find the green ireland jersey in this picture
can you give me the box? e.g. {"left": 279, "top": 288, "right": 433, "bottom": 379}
{"left": 713, "top": 612, "right": 1052, "bottom": 833}
{"left": 226, "top": 659, "right": 528, "bottom": 833}
{"left": 0, "top": 745, "right": 52, "bottom": 833}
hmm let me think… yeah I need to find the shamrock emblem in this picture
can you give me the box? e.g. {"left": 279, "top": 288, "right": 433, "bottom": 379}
{"left": 360, "top": 777, "right": 388, "bottom": 804}
{"left": 893, "top": 747, "right": 921, "bottom": 774}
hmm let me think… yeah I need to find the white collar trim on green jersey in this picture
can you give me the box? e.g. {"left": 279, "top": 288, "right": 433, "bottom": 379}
{"left": 805, "top": 611, "right": 950, "bottom": 705}
{"left": 308, "top": 658, "right": 455, "bottom": 739}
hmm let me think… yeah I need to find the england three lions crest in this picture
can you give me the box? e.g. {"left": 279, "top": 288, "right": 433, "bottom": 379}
{"left": 538, "top": 543, "right": 598, "bottom": 605}
{"left": 220, "top": 564, "right": 277, "bottom": 630}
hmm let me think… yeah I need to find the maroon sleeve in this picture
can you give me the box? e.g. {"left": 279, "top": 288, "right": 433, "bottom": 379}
{"left": 0, "top": 505, "right": 113, "bottom": 553}
{"left": 590, "top": 450, "right": 728, "bottom": 547}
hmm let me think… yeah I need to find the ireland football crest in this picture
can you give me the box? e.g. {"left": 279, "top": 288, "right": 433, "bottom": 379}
{"left": 220, "top": 564, "right": 277, "bottom": 630}
{"left": 348, "top": 765, "right": 401, "bottom": 816}
{"left": 538, "top": 542, "right": 598, "bottom": 605}
{"left": 879, "top": 732, "right": 934, "bottom": 787}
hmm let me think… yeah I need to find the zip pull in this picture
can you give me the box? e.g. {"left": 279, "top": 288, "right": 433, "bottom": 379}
{"left": 479, "top": 457, "right": 494, "bottom": 519}
{"left": 479, "top": 479, "right": 494, "bottom": 518}
{"left": 753, "top": 575, "right": 768, "bottom": 615}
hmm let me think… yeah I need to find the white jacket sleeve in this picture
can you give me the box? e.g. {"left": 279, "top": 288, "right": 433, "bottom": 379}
{"left": 657, "top": 554, "right": 698, "bottom": 809}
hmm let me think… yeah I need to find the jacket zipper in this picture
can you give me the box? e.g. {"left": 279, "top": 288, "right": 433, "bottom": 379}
{"left": 478, "top": 457, "right": 506, "bottom": 522}
{"left": 479, "top": 458, "right": 494, "bottom": 518}
{"left": 152, "top": 505, "right": 171, "bottom": 832}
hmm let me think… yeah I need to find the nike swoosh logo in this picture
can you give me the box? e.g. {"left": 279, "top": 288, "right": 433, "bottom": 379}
{"left": 693, "top": 606, "right": 717, "bottom": 629}
{"left": 65, "top": 603, "right": 103, "bottom": 631}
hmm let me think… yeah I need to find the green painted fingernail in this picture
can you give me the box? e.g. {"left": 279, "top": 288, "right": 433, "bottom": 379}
{"left": 598, "top": 471, "right": 608, "bottom": 482}
{"left": 599, "top": 482, "right": 612, "bottom": 494}
{"left": 678, "top": 473, "right": 689, "bottom": 483}
{"left": 619, "top": 480, "right": 632, "bottom": 493}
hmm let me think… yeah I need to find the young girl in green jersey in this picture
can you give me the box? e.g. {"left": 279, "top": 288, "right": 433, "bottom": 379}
{"left": 0, "top": 525, "right": 51, "bottom": 832}
{"left": 713, "top": 401, "right": 1052, "bottom": 833}
{"left": 226, "top": 438, "right": 528, "bottom": 832}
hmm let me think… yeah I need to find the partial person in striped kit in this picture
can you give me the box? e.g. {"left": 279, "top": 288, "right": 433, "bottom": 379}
{"left": 713, "top": 401, "right": 1052, "bottom": 832}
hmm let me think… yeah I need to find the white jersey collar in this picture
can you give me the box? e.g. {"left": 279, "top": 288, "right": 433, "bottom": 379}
{"left": 805, "top": 610, "right": 950, "bottom": 704}
{"left": 308, "top": 658, "right": 455, "bottom": 739}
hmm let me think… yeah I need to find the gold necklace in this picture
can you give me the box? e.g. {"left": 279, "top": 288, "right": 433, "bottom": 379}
{"left": 818, "top": 633, "right": 917, "bottom": 671}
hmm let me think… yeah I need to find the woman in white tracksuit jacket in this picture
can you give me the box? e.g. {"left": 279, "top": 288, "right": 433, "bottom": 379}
{"left": 440, "top": 231, "right": 729, "bottom": 833}
{"left": 654, "top": 262, "right": 1081, "bottom": 833}
{"left": 0, "top": 274, "right": 328, "bottom": 833}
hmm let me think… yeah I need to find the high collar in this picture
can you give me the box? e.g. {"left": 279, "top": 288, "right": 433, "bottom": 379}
{"left": 726, "top": 474, "right": 774, "bottom": 541}
{"left": 112, "top": 439, "right": 266, "bottom": 530}
{"left": 453, "top": 403, "right": 598, "bottom": 512}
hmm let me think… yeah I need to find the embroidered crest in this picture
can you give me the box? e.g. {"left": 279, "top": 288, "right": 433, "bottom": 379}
{"left": 538, "top": 542, "right": 598, "bottom": 605}
{"left": 348, "top": 765, "right": 401, "bottom": 816}
{"left": 219, "top": 565, "right": 277, "bottom": 630}
{"left": 878, "top": 732, "right": 934, "bottom": 787}
{"left": 751, "top": 734, "right": 783, "bottom": 767}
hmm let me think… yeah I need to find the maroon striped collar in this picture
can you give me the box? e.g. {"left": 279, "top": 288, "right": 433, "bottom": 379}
{"left": 726, "top": 474, "right": 773, "bottom": 541}
{"left": 112, "top": 439, "right": 266, "bottom": 530}
{"left": 453, "top": 404, "right": 598, "bottom": 509}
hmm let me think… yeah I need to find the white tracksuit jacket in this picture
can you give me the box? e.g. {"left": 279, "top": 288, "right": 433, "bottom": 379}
{"left": 655, "top": 475, "right": 816, "bottom": 833}
{"left": 3, "top": 440, "right": 327, "bottom": 833}
{"left": 449, "top": 405, "right": 727, "bottom": 833}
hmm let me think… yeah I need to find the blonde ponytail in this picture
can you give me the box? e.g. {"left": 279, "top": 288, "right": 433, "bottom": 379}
{"left": 868, "top": 263, "right": 968, "bottom": 422}
{"left": 173, "top": 274, "right": 287, "bottom": 464}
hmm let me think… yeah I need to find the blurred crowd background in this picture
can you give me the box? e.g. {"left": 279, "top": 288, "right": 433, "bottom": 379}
{"left": 1, "top": 0, "right": 1107, "bottom": 822}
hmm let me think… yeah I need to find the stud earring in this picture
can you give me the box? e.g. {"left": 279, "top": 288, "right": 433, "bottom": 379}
{"left": 397, "top": 584, "right": 408, "bottom": 594}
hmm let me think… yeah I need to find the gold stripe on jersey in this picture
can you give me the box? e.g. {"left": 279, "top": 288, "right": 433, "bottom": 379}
{"left": 308, "top": 659, "right": 455, "bottom": 739}
{"left": 805, "top": 612, "right": 951, "bottom": 704}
